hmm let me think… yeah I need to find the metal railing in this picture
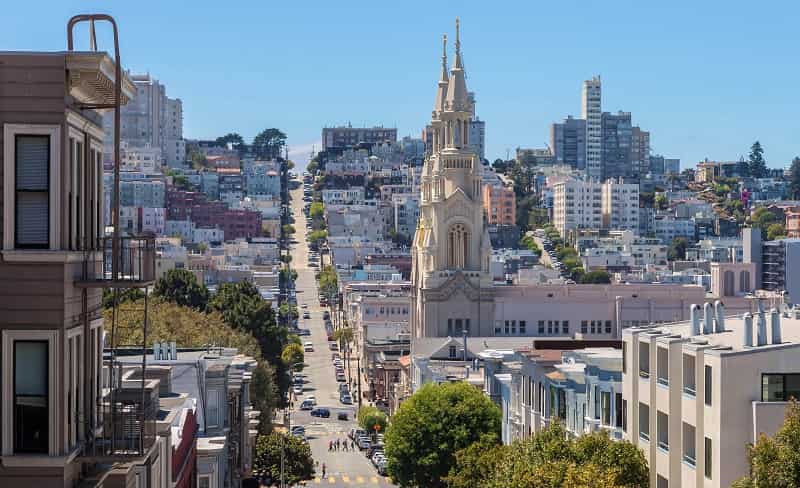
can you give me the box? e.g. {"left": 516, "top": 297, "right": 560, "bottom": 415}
{"left": 79, "top": 235, "right": 156, "bottom": 286}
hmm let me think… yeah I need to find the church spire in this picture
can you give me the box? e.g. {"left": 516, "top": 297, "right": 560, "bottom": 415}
{"left": 445, "top": 17, "right": 469, "bottom": 112}
{"left": 454, "top": 17, "right": 463, "bottom": 70}
{"left": 440, "top": 34, "right": 448, "bottom": 82}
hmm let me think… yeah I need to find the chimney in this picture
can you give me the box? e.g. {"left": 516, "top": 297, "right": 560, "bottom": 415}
{"left": 743, "top": 313, "right": 753, "bottom": 347}
{"left": 153, "top": 342, "right": 162, "bottom": 360}
{"left": 714, "top": 300, "right": 725, "bottom": 333}
{"left": 756, "top": 312, "right": 767, "bottom": 346}
{"left": 690, "top": 304, "right": 701, "bottom": 336}
{"left": 770, "top": 308, "right": 782, "bottom": 344}
{"left": 703, "top": 302, "right": 713, "bottom": 334}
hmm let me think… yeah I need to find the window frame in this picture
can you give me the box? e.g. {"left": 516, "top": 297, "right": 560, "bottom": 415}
{"left": 2, "top": 329, "right": 59, "bottom": 456}
{"left": 3, "top": 124, "right": 62, "bottom": 251}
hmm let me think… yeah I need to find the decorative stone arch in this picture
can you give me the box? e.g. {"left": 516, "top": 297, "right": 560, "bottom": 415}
{"left": 447, "top": 222, "right": 472, "bottom": 269}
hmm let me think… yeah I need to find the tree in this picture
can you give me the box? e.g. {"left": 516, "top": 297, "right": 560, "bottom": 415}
{"left": 153, "top": 268, "right": 210, "bottom": 311}
{"left": 281, "top": 343, "right": 305, "bottom": 371}
{"left": 214, "top": 132, "right": 246, "bottom": 154}
{"left": 282, "top": 224, "right": 296, "bottom": 235}
{"left": 309, "top": 202, "right": 325, "bottom": 219}
{"left": 751, "top": 207, "right": 780, "bottom": 240}
{"left": 253, "top": 432, "right": 314, "bottom": 484}
{"left": 102, "top": 288, "right": 144, "bottom": 309}
{"left": 748, "top": 141, "right": 767, "bottom": 178}
{"left": 308, "top": 230, "right": 328, "bottom": 246}
{"left": 318, "top": 265, "right": 339, "bottom": 302}
{"left": 667, "top": 237, "right": 688, "bottom": 261}
{"left": 767, "top": 223, "right": 787, "bottom": 241}
{"left": 789, "top": 157, "right": 800, "bottom": 200}
{"left": 737, "top": 155, "right": 751, "bottom": 178}
{"left": 357, "top": 405, "right": 388, "bottom": 436}
{"left": 654, "top": 194, "right": 668, "bottom": 210}
{"left": 252, "top": 128, "right": 287, "bottom": 160}
{"left": 251, "top": 362, "right": 279, "bottom": 434}
{"left": 471, "top": 423, "right": 649, "bottom": 488}
{"left": 445, "top": 434, "right": 507, "bottom": 488}
{"left": 581, "top": 270, "right": 612, "bottom": 284}
{"left": 385, "top": 381, "right": 501, "bottom": 488}
{"left": 732, "top": 401, "right": 800, "bottom": 488}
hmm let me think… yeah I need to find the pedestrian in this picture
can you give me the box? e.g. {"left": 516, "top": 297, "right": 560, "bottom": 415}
{"left": 328, "top": 440, "right": 332, "bottom": 451}
{"left": 322, "top": 463, "right": 326, "bottom": 478}
{"left": 351, "top": 440, "right": 355, "bottom": 451}
{"left": 336, "top": 439, "right": 341, "bottom": 450}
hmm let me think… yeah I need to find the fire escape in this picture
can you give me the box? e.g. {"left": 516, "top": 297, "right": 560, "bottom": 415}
{"left": 67, "top": 15, "right": 157, "bottom": 469}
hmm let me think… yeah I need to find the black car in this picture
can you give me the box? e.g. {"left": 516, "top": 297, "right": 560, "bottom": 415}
{"left": 337, "top": 411, "right": 348, "bottom": 421}
{"left": 311, "top": 408, "right": 330, "bottom": 418}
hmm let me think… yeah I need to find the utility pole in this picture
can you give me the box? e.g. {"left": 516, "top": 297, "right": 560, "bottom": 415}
{"left": 357, "top": 355, "right": 362, "bottom": 408}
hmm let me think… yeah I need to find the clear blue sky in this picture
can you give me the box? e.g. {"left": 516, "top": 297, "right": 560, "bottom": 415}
{"left": 3, "top": 1, "right": 798, "bottom": 168}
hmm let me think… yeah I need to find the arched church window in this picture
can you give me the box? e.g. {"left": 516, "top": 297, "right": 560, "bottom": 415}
{"left": 448, "top": 223, "right": 470, "bottom": 269}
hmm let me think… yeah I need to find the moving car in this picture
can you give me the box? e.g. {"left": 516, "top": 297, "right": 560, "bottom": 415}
{"left": 297, "top": 328, "right": 311, "bottom": 336}
{"left": 303, "top": 341, "right": 314, "bottom": 352}
{"left": 303, "top": 311, "right": 311, "bottom": 319}
{"left": 336, "top": 372, "right": 346, "bottom": 382}
{"left": 337, "top": 411, "right": 349, "bottom": 421}
{"left": 299, "top": 399, "right": 313, "bottom": 410}
{"left": 329, "top": 342, "right": 339, "bottom": 351}
{"left": 292, "top": 384, "right": 303, "bottom": 395}
{"left": 340, "top": 393, "right": 352, "bottom": 404}
{"left": 305, "top": 395, "right": 317, "bottom": 405}
{"left": 311, "top": 408, "right": 330, "bottom": 418}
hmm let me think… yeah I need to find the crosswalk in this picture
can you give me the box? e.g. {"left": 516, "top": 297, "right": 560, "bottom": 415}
{"left": 307, "top": 474, "right": 392, "bottom": 485}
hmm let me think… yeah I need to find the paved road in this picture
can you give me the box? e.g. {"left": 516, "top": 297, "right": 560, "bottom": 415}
{"left": 287, "top": 180, "right": 394, "bottom": 487}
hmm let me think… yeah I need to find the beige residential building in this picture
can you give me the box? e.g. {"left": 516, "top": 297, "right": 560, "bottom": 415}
{"left": 553, "top": 179, "right": 639, "bottom": 238}
{"left": 623, "top": 302, "right": 800, "bottom": 487}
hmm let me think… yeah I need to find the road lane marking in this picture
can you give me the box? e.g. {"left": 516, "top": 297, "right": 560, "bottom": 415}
{"left": 328, "top": 476, "right": 336, "bottom": 484}
{"left": 313, "top": 477, "right": 321, "bottom": 484}
{"left": 371, "top": 476, "right": 379, "bottom": 484}
{"left": 356, "top": 475, "right": 365, "bottom": 484}
{"left": 341, "top": 474, "right": 350, "bottom": 483}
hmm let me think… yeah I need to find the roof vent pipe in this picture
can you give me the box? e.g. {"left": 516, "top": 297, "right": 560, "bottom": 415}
{"left": 756, "top": 312, "right": 768, "bottom": 346}
{"left": 690, "top": 304, "right": 701, "bottom": 336}
{"left": 743, "top": 313, "right": 753, "bottom": 347}
{"left": 770, "top": 308, "right": 782, "bottom": 344}
{"left": 703, "top": 302, "right": 714, "bottom": 334}
{"left": 714, "top": 301, "right": 725, "bottom": 333}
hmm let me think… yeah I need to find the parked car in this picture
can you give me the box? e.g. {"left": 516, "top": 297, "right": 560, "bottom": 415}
{"left": 302, "top": 311, "right": 311, "bottom": 319}
{"left": 349, "top": 428, "right": 366, "bottom": 440}
{"left": 377, "top": 460, "right": 387, "bottom": 475}
{"left": 311, "top": 408, "right": 330, "bottom": 418}
{"left": 337, "top": 411, "right": 349, "bottom": 421}
{"left": 297, "top": 328, "right": 311, "bottom": 336}
{"left": 329, "top": 342, "right": 339, "bottom": 351}
{"left": 303, "top": 342, "right": 314, "bottom": 352}
{"left": 340, "top": 393, "right": 352, "bottom": 404}
{"left": 299, "top": 399, "right": 314, "bottom": 410}
{"left": 357, "top": 436, "right": 371, "bottom": 450}
{"left": 322, "top": 311, "right": 330, "bottom": 320}
{"left": 290, "top": 425, "right": 305, "bottom": 435}
{"left": 292, "top": 384, "right": 303, "bottom": 395}
{"left": 338, "top": 383, "right": 349, "bottom": 394}
{"left": 336, "top": 372, "right": 346, "bottom": 382}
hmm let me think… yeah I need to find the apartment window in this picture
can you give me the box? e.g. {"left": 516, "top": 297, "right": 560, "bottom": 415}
{"left": 639, "top": 342, "right": 650, "bottom": 378}
{"left": 590, "top": 320, "right": 596, "bottom": 334}
{"left": 538, "top": 320, "right": 545, "bottom": 334}
{"left": 601, "top": 391, "right": 611, "bottom": 425}
{"left": 207, "top": 389, "right": 220, "bottom": 428}
{"left": 621, "top": 399, "right": 627, "bottom": 432}
{"left": 547, "top": 320, "right": 553, "bottom": 334}
{"left": 656, "top": 475, "right": 668, "bottom": 488}
{"left": 519, "top": 320, "right": 526, "bottom": 334}
{"left": 683, "top": 354, "right": 696, "bottom": 396}
{"left": 449, "top": 346, "right": 457, "bottom": 359}
{"left": 761, "top": 374, "right": 800, "bottom": 401}
{"left": 704, "top": 365, "right": 712, "bottom": 406}
{"left": 683, "top": 422, "right": 696, "bottom": 467}
{"left": 638, "top": 402, "right": 649, "bottom": 441}
{"left": 14, "top": 341, "right": 49, "bottom": 453}
{"left": 464, "top": 319, "right": 470, "bottom": 336}
{"left": 15, "top": 135, "right": 50, "bottom": 248}
{"left": 562, "top": 320, "right": 569, "bottom": 334}
{"left": 447, "top": 319, "right": 453, "bottom": 335}
{"left": 657, "top": 347, "right": 669, "bottom": 386}
{"left": 580, "top": 320, "right": 588, "bottom": 334}
{"left": 199, "top": 475, "right": 211, "bottom": 488}
{"left": 615, "top": 393, "right": 623, "bottom": 428}
{"left": 704, "top": 437, "right": 712, "bottom": 479}
{"left": 455, "top": 319, "right": 463, "bottom": 335}
{"left": 657, "top": 410, "right": 669, "bottom": 451}
{"left": 495, "top": 321, "right": 502, "bottom": 335}
{"left": 505, "top": 320, "right": 510, "bottom": 335}
{"left": 510, "top": 320, "right": 516, "bottom": 334}
{"left": 622, "top": 343, "right": 627, "bottom": 374}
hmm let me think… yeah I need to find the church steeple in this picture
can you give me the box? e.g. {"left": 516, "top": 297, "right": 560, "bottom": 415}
{"left": 433, "top": 34, "right": 449, "bottom": 117}
{"left": 445, "top": 17, "right": 469, "bottom": 113}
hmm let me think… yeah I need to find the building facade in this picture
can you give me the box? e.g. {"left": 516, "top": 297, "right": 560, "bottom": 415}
{"left": 582, "top": 76, "right": 602, "bottom": 180}
{"left": 601, "top": 111, "right": 632, "bottom": 180}
{"left": 483, "top": 184, "right": 516, "bottom": 226}
{"left": 550, "top": 116, "right": 586, "bottom": 170}
{"left": 322, "top": 125, "right": 397, "bottom": 150}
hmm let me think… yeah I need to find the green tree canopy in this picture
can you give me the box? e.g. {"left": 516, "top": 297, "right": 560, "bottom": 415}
{"left": 318, "top": 265, "right": 339, "bottom": 302}
{"left": 252, "top": 128, "right": 287, "bottom": 160}
{"left": 732, "top": 401, "right": 800, "bottom": 488}
{"left": 253, "top": 432, "right": 314, "bottom": 484}
{"left": 748, "top": 141, "right": 767, "bottom": 178}
{"left": 737, "top": 156, "right": 751, "bottom": 178}
{"left": 581, "top": 270, "right": 612, "bottom": 284}
{"left": 385, "top": 381, "right": 501, "bottom": 488}
{"left": 153, "top": 268, "right": 209, "bottom": 311}
{"left": 767, "top": 223, "right": 787, "bottom": 241}
{"left": 449, "top": 422, "right": 648, "bottom": 488}
{"left": 281, "top": 343, "right": 305, "bottom": 370}
{"left": 309, "top": 202, "right": 325, "bottom": 219}
{"left": 357, "top": 405, "right": 388, "bottom": 435}
{"left": 333, "top": 327, "right": 354, "bottom": 350}
{"left": 214, "top": 132, "right": 245, "bottom": 154}
{"left": 667, "top": 237, "right": 688, "bottom": 261}
{"left": 308, "top": 229, "right": 328, "bottom": 245}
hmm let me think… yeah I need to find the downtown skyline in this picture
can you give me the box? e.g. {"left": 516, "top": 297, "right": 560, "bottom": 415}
{"left": 3, "top": 0, "right": 798, "bottom": 168}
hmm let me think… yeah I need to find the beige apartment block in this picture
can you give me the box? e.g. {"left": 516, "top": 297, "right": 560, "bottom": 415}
{"left": 623, "top": 301, "right": 800, "bottom": 487}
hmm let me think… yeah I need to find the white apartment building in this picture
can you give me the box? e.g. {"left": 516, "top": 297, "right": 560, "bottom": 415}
{"left": 602, "top": 179, "right": 639, "bottom": 232}
{"left": 623, "top": 302, "right": 800, "bottom": 487}
{"left": 654, "top": 215, "right": 695, "bottom": 244}
{"left": 321, "top": 187, "right": 366, "bottom": 205}
{"left": 582, "top": 76, "right": 602, "bottom": 180}
{"left": 553, "top": 179, "right": 640, "bottom": 237}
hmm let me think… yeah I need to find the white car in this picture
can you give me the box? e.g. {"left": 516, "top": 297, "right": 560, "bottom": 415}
{"left": 293, "top": 384, "right": 303, "bottom": 395}
{"left": 305, "top": 395, "right": 317, "bottom": 406}
{"left": 303, "top": 342, "right": 314, "bottom": 352}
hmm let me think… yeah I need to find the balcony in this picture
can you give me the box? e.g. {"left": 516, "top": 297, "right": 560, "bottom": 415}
{"left": 76, "top": 235, "right": 156, "bottom": 288}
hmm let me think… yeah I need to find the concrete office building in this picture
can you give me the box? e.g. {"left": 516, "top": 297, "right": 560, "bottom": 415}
{"left": 623, "top": 302, "right": 800, "bottom": 487}
{"left": 550, "top": 116, "right": 586, "bottom": 170}
{"left": 631, "top": 126, "right": 650, "bottom": 179}
{"left": 553, "top": 179, "right": 638, "bottom": 237}
{"left": 743, "top": 226, "right": 800, "bottom": 304}
{"left": 601, "top": 111, "right": 632, "bottom": 180}
{"left": 582, "top": 76, "right": 602, "bottom": 180}
{"left": 322, "top": 125, "right": 397, "bottom": 150}
{"left": 601, "top": 178, "right": 639, "bottom": 232}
